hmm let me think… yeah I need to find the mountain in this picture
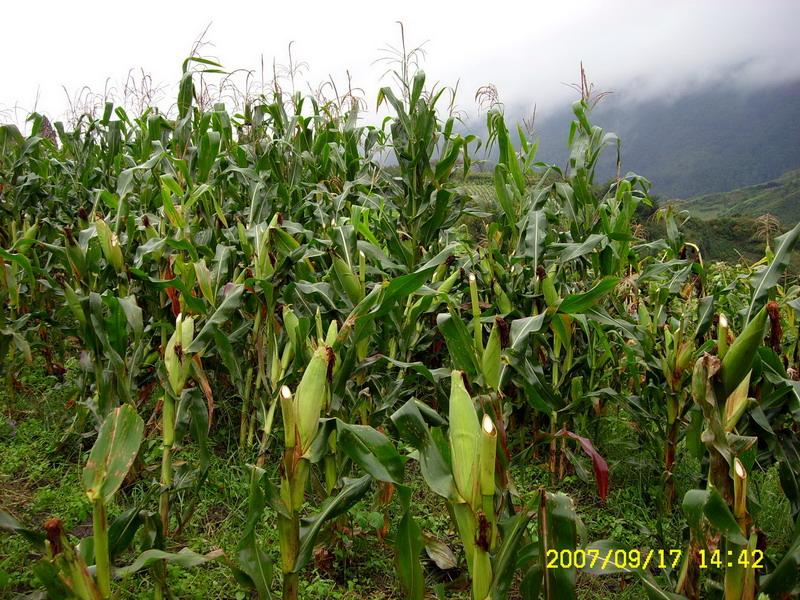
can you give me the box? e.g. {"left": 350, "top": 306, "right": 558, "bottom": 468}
{"left": 678, "top": 168, "right": 800, "bottom": 223}
{"left": 489, "top": 79, "right": 800, "bottom": 199}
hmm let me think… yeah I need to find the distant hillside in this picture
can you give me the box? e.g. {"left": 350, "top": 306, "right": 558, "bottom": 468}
{"left": 482, "top": 79, "right": 800, "bottom": 199}
{"left": 677, "top": 168, "right": 800, "bottom": 224}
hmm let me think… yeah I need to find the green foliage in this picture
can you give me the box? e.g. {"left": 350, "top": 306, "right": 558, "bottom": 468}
{"left": 2, "top": 49, "right": 800, "bottom": 600}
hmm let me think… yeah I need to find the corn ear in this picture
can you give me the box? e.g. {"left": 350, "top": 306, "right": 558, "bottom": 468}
{"left": 479, "top": 414, "right": 496, "bottom": 497}
{"left": 332, "top": 255, "right": 364, "bottom": 304}
{"left": 725, "top": 372, "right": 752, "bottom": 432}
{"left": 481, "top": 322, "right": 501, "bottom": 391}
{"left": 295, "top": 345, "right": 331, "bottom": 453}
{"left": 325, "top": 320, "right": 338, "bottom": 346}
{"left": 283, "top": 306, "right": 299, "bottom": 342}
{"left": 676, "top": 339, "right": 695, "bottom": 373}
{"left": 718, "top": 313, "right": 729, "bottom": 359}
{"left": 719, "top": 307, "right": 766, "bottom": 398}
{"left": 95, "top": 218, "right": 124, "bottom": 273}
{"left": 280, "top": 385, "right": 296, "bottom": 449}
{"left": 733, "top": 458, "right": 748, "bottom": 524}
{"left": 542, "top": 267, "right": 560, "bottom": 307}
{"left": 493, "top": 281, "right": 512, "bottom": 314}
{"left": 638, "top": 301, "right": 652, "bottom": 331}
{"left": 469, "top": 274, "right": 483, "bottom": 355}
{"left": 691, "top": 354, "right": 719, "bottom": 409}
{"left": 449, "top": 371, "right": 480, "bottom": 504}
{"left": 165, "top": 313, "right": 194, "bottom": 395}
{"left": 194, "top": 259, "right": 214, "bottom": 304}
{"left": 438, "top": 268, "right": 460, "bottom": 294}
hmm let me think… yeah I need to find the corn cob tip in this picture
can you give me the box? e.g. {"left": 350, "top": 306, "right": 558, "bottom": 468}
{"left": 482, "top": 413, "right": 494, "bottom": 434}
{"left": 280, "top": 385, "right": 292, "bottom": 400}
{"left": 734, "top": 458, "right": 746, "bottom": 479}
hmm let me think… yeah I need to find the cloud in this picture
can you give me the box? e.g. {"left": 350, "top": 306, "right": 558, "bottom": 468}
{"left": 1, "top": 0, "right": 797, "bottom": 124}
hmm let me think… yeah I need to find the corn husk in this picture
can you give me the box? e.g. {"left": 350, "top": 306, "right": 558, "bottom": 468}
{"left": 449, "top": 370, "right": 480, "bottom": 504}
{"left": 479, "top": 414, "right": 496, "bottom": 497}
{"left": 95, "top": 218, "right": 124, "bottom": 273}
{"left": 333, "top": 255, "right": 364, "bottom": 304}
{"left": 482, "top": 323, "right": 501, "bottom": 391}
{"left": 165, "top": 314, "right": 194, "bottom": 395}
{"left": 720, "top": 307, "right": 766, "bottom": 399}
{"left": 295, "top": 345, "right": 331, "bottom": 453}
{"left": 280, "top": 385, "right": 296, "bottom": 449}
{"left": 717, "top": 313, "right": 730, "bottom": 359}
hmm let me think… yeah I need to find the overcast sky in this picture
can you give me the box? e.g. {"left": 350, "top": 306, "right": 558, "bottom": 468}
{"left": 2, "top": 0, "right": 799, "bottom": 125}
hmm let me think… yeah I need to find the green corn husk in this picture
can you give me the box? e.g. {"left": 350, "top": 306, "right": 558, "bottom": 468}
{"left": 493, "top": 281, "right": 512, "bottom": 314}
{"left": 691, "top": 354, "right": 719, "bottom": 409}
{"left": 725, "top": 373, "right": 752, "bottom": 432}
{"left": 315, "top": 308, "right": 324, "bottom": 341}
{"left": 438, "top": 268, "right": 460, "bottom": 294}
{"left": 482, "top": 322, "right": 502, "bottom": 391}
{"left": 733, "top": 458, "right": 748, "bottom": 525}
{"left": 479, "top": 414, "right": 497, "bottom": 497}
{"left": 718, "top": 313, "right": 730, "bottom": 359}
{"left": 43, "top": 519, "right": 100, "bottom": 600}
{"left": 95, "top": 218, "right": 124, "bottom": 273}
{"left": 63, "top": 283, "right": 86, "bottom": 328}
{"left": 359, "top": 250, "right": 366, "bottom": 292}
{"left": 542, "top": 267, "right": 560, "bottom": 307}
{"left": 194, "top": 259, "right": 214, "bottom": 304}
{"left": 22, "top": 221, "right": 39, "bottom": 243}
{"left": 449, "top": 370, "right": 480, "bottom": 504}
{"left": 676, "top": 338, "right": 695, "bottom": 373}
{"left": 325, "top": 320, "right": 338, "bottom": 346}
{"left": 280, "top": 385, "right": 296, "bottom": 449}
{"left": 570, "top": 376, "right": 583, "bottom": 403}
{"left": 283, "top": 306, "right": 299, "bottom": 342}
{"left": 719, "top": 307, "right": 766, "bottom": 399}
{"left": 295, "top": 345, "right": 331, "bottom": 453}
{"left": 638, "top": 301, "right": 652, "bottom": 331}
{"left": 725, "top": 460, "right": 750, "bottom": 600}
{"left": 165, "top": 314, "right": 194, "bottom": 395}
{"left": 741, "top": 532, "right": 758, "bottom": 600}
{"left": 469, "top": 274, "right": 483, "bottom": 354}
{"left": 471, "top": 545, "right": 492, "bottom": 600}
{"left": 236, "top": 220, "right": 250, "bottom": 254}
{"left": 290, "top": 459, "right": 309, "bottom": 510}
{"left": 333, "top": 255, "right": 364, "bottom": 304}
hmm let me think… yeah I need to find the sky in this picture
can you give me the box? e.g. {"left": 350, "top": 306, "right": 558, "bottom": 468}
{"left": 2, "top": 0, "right": 799, "bottom": 125}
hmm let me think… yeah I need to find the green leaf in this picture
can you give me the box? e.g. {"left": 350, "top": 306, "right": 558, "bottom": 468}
{"left": 186, "top": 283, "right": 244, "bottom": 355}
{"left": 540, "top": 492, "right": 577, "bottom": 600}
{"left": 761, "top": 525, "right": 800, "bottom": 594}
{"left": 746, "top": 220, "right": 800, "bottom": 322}
{"left": 0, "top": 510, "right": 46, "bottom": 547}
{"left": 82, "top": 405, "right": 144, "bottom": 503}
{"left": 558, "top": 277, "right": 618, "bottom": 314}
{"left": 519, "top": 209, "right": 547, "bottom": 266}
{"left": 437, "top": 309, "right": 480, "bottom": 376}
{"left": 490, "top": 510, "right": 536, "bottom": 597}
{"left": 114, "top": 547, "right": 224, "bottom": 577}
{"left": 554, "top": 234, "right": 607, "bottom": 263}
{"left": 295, "top": 476, "right": 372, "bottom": 572}
{"left": 395, "top": 511, "right": 425, "bottom": 600}
{"left": 391, "top": 400, "right": 456, "bottom": 500}
{"left": 336, "top": 420, "right": 405, "bottom": 484}
{"left": 682, "top": 487, "right": 747, "bottom": 545}
{"left": 234, "top": 466, "right": 274, "bottom": 598}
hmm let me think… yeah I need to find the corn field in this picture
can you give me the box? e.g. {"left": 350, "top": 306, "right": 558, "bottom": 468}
{"left": 2, "top": 54, "right": 800, "bottom": 600}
